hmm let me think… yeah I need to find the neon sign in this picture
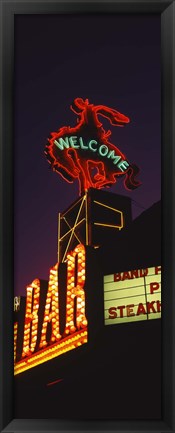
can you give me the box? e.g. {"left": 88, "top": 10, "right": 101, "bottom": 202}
{"left": 54, "top": 136, "right": 129, "bottom": 170}
{"left": 14, "top": 244, "right": 87, "bottom": 375}
{"left": 45, "top": 98, "right": 141, "bottom": 194}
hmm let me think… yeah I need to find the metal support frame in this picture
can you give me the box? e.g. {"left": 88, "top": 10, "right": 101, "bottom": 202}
{"left": 57, "top": 193, "right": 89, "bottom": 263}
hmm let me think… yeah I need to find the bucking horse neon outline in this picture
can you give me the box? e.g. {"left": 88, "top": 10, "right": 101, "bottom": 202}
{"left": 45, "top": 98, "right": 141, "bottom": 195}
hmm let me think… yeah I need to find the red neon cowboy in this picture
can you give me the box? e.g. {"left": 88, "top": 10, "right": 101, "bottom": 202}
{"left": 45, "top": 98, "right": 141, "bottom": 194}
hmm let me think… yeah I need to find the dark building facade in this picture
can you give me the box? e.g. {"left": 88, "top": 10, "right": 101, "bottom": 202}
{"left": 14, "top": 190, "right": 161, "bottom": 420}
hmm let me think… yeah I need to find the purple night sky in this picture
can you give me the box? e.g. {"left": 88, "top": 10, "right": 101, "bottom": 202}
{"left": 14, "top": 14, "right": 161, "bottom": 296}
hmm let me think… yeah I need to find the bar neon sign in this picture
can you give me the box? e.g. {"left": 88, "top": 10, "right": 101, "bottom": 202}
{"left": 14, "top": 244, "right": 88, "bottom": 375}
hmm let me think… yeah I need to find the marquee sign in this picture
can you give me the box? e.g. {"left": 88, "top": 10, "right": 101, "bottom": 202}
{"left": 104, "top": 266, "right": 161, "bottom": 325}
{"left": 45, "top": 98, "right": 141, "bottom": 194}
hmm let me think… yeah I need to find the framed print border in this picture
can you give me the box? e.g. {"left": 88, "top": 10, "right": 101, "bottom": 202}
{"left": 0, "top": 1, "right": 175, "bottom": 432}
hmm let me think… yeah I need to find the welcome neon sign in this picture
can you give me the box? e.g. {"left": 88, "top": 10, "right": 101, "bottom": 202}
{"left": 45, "top": 98, "right": 141, "bottom": 194}
{"left": 54, "top": 136, "right": 129, "bottom": 171}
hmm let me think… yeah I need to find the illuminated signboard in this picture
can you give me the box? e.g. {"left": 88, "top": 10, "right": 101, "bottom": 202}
{"left": 45, "top": 98, "right": 141, "bottom": 194}
{"left": 104, "top": 266, "right": 161, "bottom": 325}
{"left": 14, "top": 244, "right": 88, "bottom": 375}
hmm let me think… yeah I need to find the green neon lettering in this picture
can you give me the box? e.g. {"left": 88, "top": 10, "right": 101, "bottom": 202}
{"left": 118, "top": 160, "right": 129, "bottom": 172}
{"left": 54, "top": 137, "right": 69, "bottom": 150}
{"left": 99, "top": 145, "right": 108, "bottom": 157}
{"left": 89, "top": 140, "right": 98, "bottom": 152}
{"left": 107, "top": 150, "right": 121, "bottom": 165}
{"left": 69, "top": 136, "right": 79, "bottom": 149}
{"left": 79, "top": 137, "right": 88, "bottom": 149}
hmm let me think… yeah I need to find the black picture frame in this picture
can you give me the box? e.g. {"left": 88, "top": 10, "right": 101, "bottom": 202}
{"left": 0, "top": 0, "right": 175, "bottom": 432}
